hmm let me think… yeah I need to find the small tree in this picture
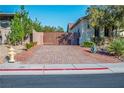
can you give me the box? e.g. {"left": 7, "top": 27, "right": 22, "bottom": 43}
{"left": 41, "top": 25, "right": 64, "bottom": 32}
{"left": 33, "top": 18, "right": 43, "bottom": 32}
{"left": 42, "top": 26, "right": 55, "bottom": 32}
{"left": 56, "top": 26, "right": 64, "bottom": 32}
{"left": 8, "top": 5, "right": 33, "bottom": 45}
{"left": 8, "top": 13, "right": 24, "bottom": 45}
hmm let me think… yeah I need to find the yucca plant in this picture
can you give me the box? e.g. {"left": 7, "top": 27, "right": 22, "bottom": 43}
{"left": 108, "top": 38, "right": 124, "bottom": 57}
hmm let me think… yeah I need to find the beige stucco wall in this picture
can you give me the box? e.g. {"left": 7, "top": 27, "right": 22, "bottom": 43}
{"left": 33, "top": 31, "right": 44, "bottom": 45}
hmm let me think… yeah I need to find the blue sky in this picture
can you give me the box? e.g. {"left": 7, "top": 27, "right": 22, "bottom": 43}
{"left": 0, "top": 5, "right": 88, "bottom": 31}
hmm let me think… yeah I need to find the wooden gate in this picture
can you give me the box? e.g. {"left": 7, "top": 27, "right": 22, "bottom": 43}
{"left": 43, "top": 32, "right": 69, "bottom": 45}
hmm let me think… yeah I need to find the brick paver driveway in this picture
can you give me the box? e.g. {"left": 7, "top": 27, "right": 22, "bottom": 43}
{"left": 23, "top": 45, "right": 120, "bottom": 64}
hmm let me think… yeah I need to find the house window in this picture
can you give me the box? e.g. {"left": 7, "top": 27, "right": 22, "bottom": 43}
{"left": 0, "top": 21, "right": 10, "bottom": 28}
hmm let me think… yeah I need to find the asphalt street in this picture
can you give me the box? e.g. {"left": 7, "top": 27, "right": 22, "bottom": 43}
{"left": 0, "top": 73, "right": 124, "bottom": 88}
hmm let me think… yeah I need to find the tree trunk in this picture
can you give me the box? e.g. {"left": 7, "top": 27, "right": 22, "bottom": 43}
{"left": 111, "top": 26, "right": 114, "bottom": 37}
{"left": 115, "top": 29, "right": 118, "bottom": 37}
{"left": 21, "top": 38, "right": 24, "bottom": 45}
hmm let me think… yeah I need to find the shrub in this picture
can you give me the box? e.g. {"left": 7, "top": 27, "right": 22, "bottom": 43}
{"left": 93, "top": 37, "right": 105, "bottom": 46}
{"left": 25, "top": 43, "right": 32, "bottom": 49}
{"left": 25, "top": 42, "right": 37, "bottom": 50}
{"left": 33, "top": 42, "right": 37, "bottom": 46}
{"left": 108, "top": 38, "right": 124, "bottom": 57}
{"left": 81, "top": 41, "right": 95, "bottom": 48}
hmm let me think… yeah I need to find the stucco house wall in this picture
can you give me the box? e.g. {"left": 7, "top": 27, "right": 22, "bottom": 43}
{"left": 0, "top": 13, "right": 14, "bottom": 44}
{"left": 69, "top": 18, "right": 94, "bottom": 45}
{"left": 0, "top": 26, "right": 11, "bottom": 44}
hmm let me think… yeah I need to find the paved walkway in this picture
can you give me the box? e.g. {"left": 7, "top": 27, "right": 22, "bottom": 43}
{"left": 22, "top": 45, "right": 120, "bottom": 64}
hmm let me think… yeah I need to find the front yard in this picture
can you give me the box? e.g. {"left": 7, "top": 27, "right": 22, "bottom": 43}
{"left": 0, "top": 45, "right": 25, "bottom": 63}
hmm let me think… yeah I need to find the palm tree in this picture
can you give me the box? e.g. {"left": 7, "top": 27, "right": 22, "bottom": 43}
{"left": 87, "top": 5, "right": 124, "bottom": 39}
{"left": 86, "top": 6, "right": 106, "bottom": 45}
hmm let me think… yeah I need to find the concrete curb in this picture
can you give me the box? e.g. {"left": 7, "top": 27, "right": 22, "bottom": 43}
{"left": 0, "top": 67, "right": 108, "bottom": 71}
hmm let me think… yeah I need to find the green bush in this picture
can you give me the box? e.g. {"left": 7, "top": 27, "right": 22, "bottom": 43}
{"left": 33, "top": 42, "right": 37, "bottom": 46}
{"left": 81, "top": 41, "right": 95, "bottom": 48}
{"left": 25, "top": 42, "right": 37, "bottom": 50}
{"left": 108, "top": 38, "right": 124, "bottom": 56}
{"left": 25, "top": 43, "right": 33, "bottom": 50}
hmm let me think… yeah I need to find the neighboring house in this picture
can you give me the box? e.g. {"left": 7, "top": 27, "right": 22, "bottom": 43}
{"left": 0, "top": 13, "right": 14, "bottom": 44}
{"left": 67, "top": 16, "right": 94, "bottom": 45}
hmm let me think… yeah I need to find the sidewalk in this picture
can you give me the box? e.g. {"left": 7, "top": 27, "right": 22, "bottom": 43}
{"left": 0, "top": 63, "right": 124, "bottom": 75}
